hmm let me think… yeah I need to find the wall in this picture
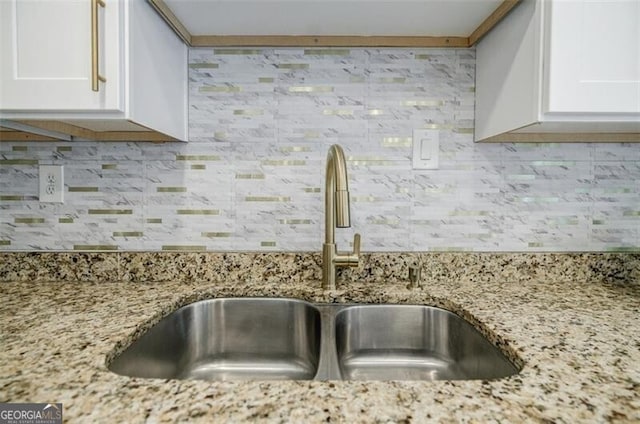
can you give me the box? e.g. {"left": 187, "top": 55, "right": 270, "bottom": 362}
{"left": 0, "top": 48, "right": 639, "bottom": 252}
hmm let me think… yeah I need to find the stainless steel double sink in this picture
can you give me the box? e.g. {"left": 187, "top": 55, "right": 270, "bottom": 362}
{"left": 108, "top": 298, "right": 519, "bottom": 381}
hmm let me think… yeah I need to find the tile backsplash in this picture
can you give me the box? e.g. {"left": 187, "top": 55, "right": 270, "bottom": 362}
{"left": 0, "top": 48, "right": 639, "bottom": 252}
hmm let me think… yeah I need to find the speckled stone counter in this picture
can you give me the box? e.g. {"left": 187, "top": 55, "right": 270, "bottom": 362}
{"left": 1, "top": 253, "right": 639, "bottom": 423}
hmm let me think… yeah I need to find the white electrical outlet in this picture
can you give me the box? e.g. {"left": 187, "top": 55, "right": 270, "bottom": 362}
{"left": 39, "top": 165, "right": 64, "bottom": 203}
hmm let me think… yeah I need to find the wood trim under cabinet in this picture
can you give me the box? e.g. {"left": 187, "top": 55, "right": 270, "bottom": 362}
{"left": 478, "top": 132, "right": 640, "bottom": 143}
{"left": 0, "top": 130, "right": 58, "bottom": 141}
{"left": 468, "top": 0, "right": 522, "bottom": 46}
{"left": 14, "top": 120, "right": 177, "bottom": 142}
{"left": 149, "top": 0, "right": 523, "bottom": 48}
{"left": 191, "top": 35, "right": 469, "bottom": 48}
{"left": 147, "top": 0, "right": 192, "bottom": 45}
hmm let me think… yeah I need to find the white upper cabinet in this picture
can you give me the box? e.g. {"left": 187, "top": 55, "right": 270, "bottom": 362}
{"left": 0, "top": 0, "right": 187, "bottom": 141}
{"left": 0, "top": 0, "right": 120, "bottom": 111}
{"left": 476, "top": 0, "right": 640, "bottom": 142}
{"left": 544, "top": 0, "right": 640, "bottom": 114}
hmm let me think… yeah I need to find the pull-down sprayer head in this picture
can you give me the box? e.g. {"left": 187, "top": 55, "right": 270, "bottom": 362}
{"left": 326, "top": 144, "right": 351, "bottom": 229}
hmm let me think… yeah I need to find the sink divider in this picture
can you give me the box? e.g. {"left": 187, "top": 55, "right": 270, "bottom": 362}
{"left": 314, "top": 304, "right": 347, "bottom": 381}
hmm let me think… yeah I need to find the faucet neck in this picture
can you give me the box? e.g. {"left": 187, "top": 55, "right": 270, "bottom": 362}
{"left": 322, "top": 144, "right": 361, "bottom": 291}
{"left": 325, "top": 145, "right": 350, "bottom": 245}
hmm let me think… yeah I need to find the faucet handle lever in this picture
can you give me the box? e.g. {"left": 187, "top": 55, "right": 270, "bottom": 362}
{"left": 334, "top": 233, "right": 361, "bottom": 268}
{"left": 352, "top": 233, "right": 361, "bottom": 256}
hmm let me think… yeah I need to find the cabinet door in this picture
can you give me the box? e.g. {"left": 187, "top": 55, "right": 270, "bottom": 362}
{"left": 544, "top": 0, "right": 640, "bottom": 114}
{"left": 0, "top": 0, "right": 121, "bottom": 111}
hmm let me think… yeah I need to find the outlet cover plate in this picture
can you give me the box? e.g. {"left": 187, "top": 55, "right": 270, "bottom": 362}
{"left": 39, "top": 165, "right": 64, "bottom": 203}
{"left": 412, "top": 129, "right": 439, "bottom": 170}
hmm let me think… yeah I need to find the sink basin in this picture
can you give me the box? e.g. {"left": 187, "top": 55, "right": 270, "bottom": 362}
{"left": 109, "top": 299, "right": 519, "bottom": 381}
{"left": 108, "top": 298, "right": 321, "bottom": 381}
{"left": 334, "top": 305, "right": 518, "bottom": 381}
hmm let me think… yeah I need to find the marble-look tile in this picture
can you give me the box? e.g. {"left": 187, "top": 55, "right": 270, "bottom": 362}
{"left": 2, "top": 48, "right": 640, "bottom": 251}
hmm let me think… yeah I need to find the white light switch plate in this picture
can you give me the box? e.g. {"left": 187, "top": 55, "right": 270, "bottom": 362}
{"left": 39, "top": 165, "right": 64, "bottom": 203}
{"left": 412, "top": 129, "right": 439, "bottom": 169}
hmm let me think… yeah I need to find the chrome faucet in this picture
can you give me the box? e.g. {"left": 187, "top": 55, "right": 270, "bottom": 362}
{"left": 322, "top": 144, "right": 361, "bottom": 290}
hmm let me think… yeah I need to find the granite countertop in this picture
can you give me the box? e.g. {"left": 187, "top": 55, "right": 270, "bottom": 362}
{"left": 1, "top": 274, "right": 639, "bottom": 423}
